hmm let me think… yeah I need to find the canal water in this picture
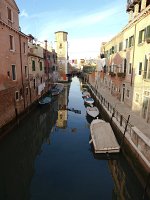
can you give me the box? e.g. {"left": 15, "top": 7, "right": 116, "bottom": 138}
{"left": 0, "top": 77, "right": 149, "bottom": 200}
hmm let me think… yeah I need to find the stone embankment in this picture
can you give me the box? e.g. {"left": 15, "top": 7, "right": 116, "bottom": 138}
{"left": 86, "top": 74, "right": 150, "bottom": 173}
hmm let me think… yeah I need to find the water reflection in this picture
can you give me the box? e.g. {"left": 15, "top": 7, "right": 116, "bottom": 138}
{"left": 0, "top": 77, "right": 149, "bottom": 200}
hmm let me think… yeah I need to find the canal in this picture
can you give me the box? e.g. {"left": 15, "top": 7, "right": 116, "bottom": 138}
{"left": 0, "top": 77, "right": 149, "bottom": 200}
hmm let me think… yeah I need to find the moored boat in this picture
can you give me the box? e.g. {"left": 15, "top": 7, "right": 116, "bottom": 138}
{"left": 90, "top": 119, "right": 120, "bottom": 153}
{"left": 82, "top": 91, "right": 90, "bottom": 98}
{"left": 39, "top": 96, "right": 52, "bottom": 105}
{"left": 84, "top": 97, "right": 94, "bottom": 105}
{"left": 86, "top": 106, "right": 99, "bottom": 118}
{"left": 50, "top": 83, "right": 64, "bottom": 96}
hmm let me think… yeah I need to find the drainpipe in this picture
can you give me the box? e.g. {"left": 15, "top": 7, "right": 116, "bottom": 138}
{"left": 19, "top": 34, "right": 25, "bottom": 109}
{"left": 131, "top": 23, "right": 137, "bottom": 86}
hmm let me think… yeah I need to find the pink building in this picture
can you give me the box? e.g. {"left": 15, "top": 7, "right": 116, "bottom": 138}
{"left": 0, "top": 0, "right": 29, "bottom": 128}
{"left": 43, "top": 40, "right": 58, "bottom": 90}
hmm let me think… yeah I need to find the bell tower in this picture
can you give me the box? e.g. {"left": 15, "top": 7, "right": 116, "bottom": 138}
{"left": 55, "top": 31, "right": 69, "bottom": 82}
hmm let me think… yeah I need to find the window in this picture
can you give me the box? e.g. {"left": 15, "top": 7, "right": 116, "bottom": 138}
{"left": 7, "top": 7, "right": 12, "bottom": 21}
{"left": 39, "top": 62, "right": 42, "bottom": 71}
{"left": 119, "top": 42, "right": 123, "bottom": 51}
{"left": 23, "top": 42, "right": 26, "bottom": 53}
{"left": 135, "top": 93, "right": 140, "bottom": 103}
{"left": 59, "top": 43, "right": 62, "bottom": 49}
{"left": 129, "top": 35, "right": 134, "bottom": 47}
{"left": 138, "top": 29, "right": 146, "bottom": 44}
{"left": 33, "top": 79, "right": 36, "bottom": 89}
{"left": 25, "top": 66, "right": 28, "bottom": 78}
{"left": 138, "top": 62, "right": 142, "bottom": 75}
{"left": 126, "top": 89, "right": 130, "bottom": 98}
{"left": 26, "top": 87, "right": 28, "bottom": 95}
{"left": 143, "top": 56, "right": 148, "bottom": 79}
{"left": 32, "top": 60, "right": 35, "bottom": 71}
{"left": 20, "top": 88, "right": 23, "bottom": 99}
{"left": 125, "top": 38, "right": 128, "bottom": 48}
{"left": 128, "top": 63, "right": 132, "bottom": 74}
{"left": 7, "top": 71, "right": 10, "bottom": 78}
{"left": 15, "top": 91, "right": 19, "bottom": 101}
{"left": 114, "top": 45, "right": 117, "bottom": 53}
{"left": 12, "top": 65, "right": 16, "bottom": 80}
{"left": 111, "top": 46, "right": 114, "bottom": 54}
{"left": 124, "top": 59, "right": 127, "bottom": 74}
{"left": 9, "top": 35, "right": 14, "bottom": 50}
{"left": 145, "top": 25, "right": 150, "bottom": 43}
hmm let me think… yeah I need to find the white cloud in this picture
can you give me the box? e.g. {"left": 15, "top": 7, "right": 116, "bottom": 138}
{"left": 20, "top": 10, "right": 28, "bottom": 17}
{"left": 68, "top": 36, "right": 112, "bottom": 59}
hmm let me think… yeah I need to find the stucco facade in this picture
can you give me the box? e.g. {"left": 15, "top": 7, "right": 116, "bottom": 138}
{"left": 55, "top": 31, "right": 69, "bottom": 82}
{"left": 28, "top": 35, "right": 45, "bottom": 103}
{"left": 0, "top": 0, "right": 28, "bottom": 127}
{"left": 101, "top": 0, "right": 150, "bottom": 123}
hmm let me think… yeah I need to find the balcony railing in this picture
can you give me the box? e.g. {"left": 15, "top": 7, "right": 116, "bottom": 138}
{"left": 117, "top": 72, "right": 126, "bottom": 78}
{"left": 109, "top": 72, "right": 116, "bottom": 77}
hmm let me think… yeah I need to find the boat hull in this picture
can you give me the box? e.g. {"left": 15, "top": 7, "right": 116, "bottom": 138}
{"left": 86, "top": 106, "right": 99, "bottom": 118}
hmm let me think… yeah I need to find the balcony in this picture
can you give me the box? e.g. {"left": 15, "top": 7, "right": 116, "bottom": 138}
{"left": 126, "top": 0, "right": 141, "bottom": 11}
{"left": 109, "top": 72, "right": 116, "bottom": 77}
{"left": 117, "top": 72, "right": 126, "bottom": 78}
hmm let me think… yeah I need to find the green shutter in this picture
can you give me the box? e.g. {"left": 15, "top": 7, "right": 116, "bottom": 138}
{"left": 138, "top": 31, "right": 142, "bottom": 44}
{"left": 146, "top": 25, "right": 150, "bottom": 38}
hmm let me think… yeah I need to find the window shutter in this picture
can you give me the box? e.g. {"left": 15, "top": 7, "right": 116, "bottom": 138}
{"left": 146, "top": 25, "right": 150, "bottom": 43}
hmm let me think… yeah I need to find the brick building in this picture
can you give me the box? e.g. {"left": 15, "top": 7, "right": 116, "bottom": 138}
{"left": 0, "top": 0, "right": 28, "bottom": 128}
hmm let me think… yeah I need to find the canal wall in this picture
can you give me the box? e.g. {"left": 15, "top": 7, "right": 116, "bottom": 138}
{"left": 86, "top": 81, "right": 150, "bottom": 195}
{"left": 87, "top": 83, "right": 150, "bottom": 170}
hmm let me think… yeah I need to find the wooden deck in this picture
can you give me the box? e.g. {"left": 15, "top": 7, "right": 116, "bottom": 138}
{"left": 90, "top": 119, "right": 120, "bottom": 153}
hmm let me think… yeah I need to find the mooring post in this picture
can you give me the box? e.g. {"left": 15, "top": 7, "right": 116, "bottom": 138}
{"left": 121, "top": 115, "right": 130, "bottom": 148}
{"left": 142, "top": 173, "right": 150, "bottom": 199}
{"left": 110, "top": 108, "right": 115, "bottom": 123}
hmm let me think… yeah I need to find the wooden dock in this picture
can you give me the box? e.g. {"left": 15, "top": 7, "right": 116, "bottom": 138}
{"left": 90, "top": 119, "right": 120, "bottom": 153}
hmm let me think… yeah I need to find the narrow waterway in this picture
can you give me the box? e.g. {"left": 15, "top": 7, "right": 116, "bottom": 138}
{"left": 0, "top": 77, "right": 149, "bottom": 200}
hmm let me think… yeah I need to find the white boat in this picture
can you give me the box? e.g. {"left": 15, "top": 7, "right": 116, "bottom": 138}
{"left": 90, "top": 119, "right": 120, "bottom": 153}
{"left": 84, "top": 97, "right": 94, "bottom": 105}
{"left": 82, "top": 91, "right": 90, "bottom": 98}
{"left": 82, "top": 88, "right": 88, "bottom": 93}
{"left": 86, "top": 106, "right": 99, "bottom": 118}
{"left": 39, "top": 97, "right": 52, "bottom": 105}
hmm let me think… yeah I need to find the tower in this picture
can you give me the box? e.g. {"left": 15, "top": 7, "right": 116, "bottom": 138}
{"left": 55, "top": 31, "right": 69, "bottom": 82}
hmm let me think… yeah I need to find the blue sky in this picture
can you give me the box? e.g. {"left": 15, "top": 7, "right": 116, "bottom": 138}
{"left": 16, "top": 0, "right": 128, "bottom": 59}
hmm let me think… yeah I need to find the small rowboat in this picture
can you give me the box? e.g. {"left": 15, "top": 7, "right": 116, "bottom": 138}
{"left": 86, "top": 106, "right": 99, "bottom": 118}
{"left": 82, "top": 91, "right": 90, "bottom": 98}
{"left": 84, "top": 97, "right": 94, "bottom": 105}
{"left": 90, "top": 119, "right": 120, "bottom": 153}
{"left": 39, "top": 97, "right": 52, "bottom": 105}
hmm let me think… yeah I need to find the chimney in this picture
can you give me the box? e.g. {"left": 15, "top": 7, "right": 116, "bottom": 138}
{"left": 141, "top": 0, "right": 146, "bottom": 11}
{"left": 44, "top": 40, "right": 48, "bottom": 50}
{"left": 28, "top": 34, "right": 34, "bottom": 43}
{"left": 134, "top": 4, "right": 139, "bottom": 17}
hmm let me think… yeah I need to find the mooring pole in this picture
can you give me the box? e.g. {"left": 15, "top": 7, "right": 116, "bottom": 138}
{"left": 121, "top": 115, "right": 130, "bottom": 148}
{"left": 142, "top": 173, "right": 150, "bottom": 199}
{"left": 110, "top": 108, "right": 115, "bottom": 124}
